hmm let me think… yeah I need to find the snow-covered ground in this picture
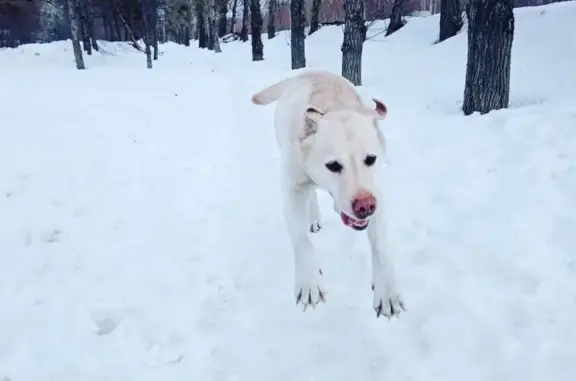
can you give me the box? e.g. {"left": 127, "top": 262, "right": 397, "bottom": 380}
{"left": 2, "top": 3, "right": 576, "bottom": 380}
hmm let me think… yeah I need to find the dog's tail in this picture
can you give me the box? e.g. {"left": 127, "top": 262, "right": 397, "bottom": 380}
{"left": 250, "top": 78, "right": 293, "bottom": 105}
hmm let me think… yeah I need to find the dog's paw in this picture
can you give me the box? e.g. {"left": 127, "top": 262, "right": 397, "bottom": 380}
{"left": 295, "top": 269, "right": 326, "bottom": 310}
{"left": 371, "top": 283, "right": 405, "bottom": 319}
{"left": 309, "top": 221, "right": 321, "bottom": 233}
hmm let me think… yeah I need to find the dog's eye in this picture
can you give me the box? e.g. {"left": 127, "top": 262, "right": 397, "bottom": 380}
{"left": 364, "top": 155, "right": 377, "bottom": 166}
{"left": 325, "top": 161, "right": 343, "bottom": 173}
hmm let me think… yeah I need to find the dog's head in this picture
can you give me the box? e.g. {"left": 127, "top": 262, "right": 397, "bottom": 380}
{"left": 300, "top": 99, "right": 388, "bottom": 231}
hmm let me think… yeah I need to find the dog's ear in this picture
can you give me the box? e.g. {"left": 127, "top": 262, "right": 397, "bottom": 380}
{"left": 361, "top": 98, "right": 387, "bottom": 120}
{"left": 372, "top": 98, "right": 387, "bottom": 119}
{"left": 300, "top": 106, "right": 323, "bottom": 141}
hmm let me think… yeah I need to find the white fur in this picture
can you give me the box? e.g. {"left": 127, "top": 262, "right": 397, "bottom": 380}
{"left": 251, "top": 70, "right": 404, "bottom": 318}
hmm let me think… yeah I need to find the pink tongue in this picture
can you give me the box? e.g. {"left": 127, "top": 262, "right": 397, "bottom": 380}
{"left": 340, "top": 213, "right": 353, "bottom": 226}
{"left": 341, "top": 213, "right": 369, "bottom": 228}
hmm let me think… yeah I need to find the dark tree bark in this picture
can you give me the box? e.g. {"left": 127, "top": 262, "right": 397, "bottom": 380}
{"left": 115, "top": 5, "right": 145, "bottom": 51}
{"left": 145, "top": 38, "right": 153, "bottom": 68}
{"left": 197, "top": 1, "right": 207, "bottom": 48}
{"left": 184, "top": 25, "right": 191, "bottom": 46}
{"left": 463, "top": 0, "right": 515, "bottom": 115}
{"left": 230, "top": 0, "right": 239, "bottom": 34}
{"left": 76, "top": 0, "right": 98, "bottom": 52}
{"left": 113, "top": 14, "right": 122, "bottom": 41}
{"left": 79, "top": 1, "right": 92, "bottom": 55}
{"left": 153, "top": 27, "right": 159, "bottom": 59}
{"left": 141, "top": 0, "right": 158, "bottom": 68}
{"left": 240, "top": 0, "right": 249, "bottom": 42}
{"left": 207, "top": 1, "right": 222, "bottom": 52}
{"left": 267, "top": 0, "right": 277, "bottom": 39}
{"left": 103, "top": 13, "right": 112, "bottom": 40}
{"left": 341, "top": 0, "right": 365, "bottom": 85}
{"left": 66, "top": 0, "right": 85, "bottom": 69}
{"left": 290, "top": 0, "right": 306, "bottom": 69}
{"left": 386, "top": 0, "right": 405, "bottom": 36}
{"left": 156, "top": 2, "right": 167, "bottom": 43}
{"left": 206, "top": 12, "right": 215, "bottom": 50}
{"left": 250, "top": 0, "right": 264, "bottom": 60}
{"left": 213, "top": 15, "right": 222, "bottom": 52}
{"left": 309, "top": 0, "right": 322, "bottom": 35}
{"left": 439, "top": 0, "right": 463, "bottom": 42}
{"left": 86, "top": 0, "right": 98, "bottom": 51}
{"left": 217, "top": 0, "right": 227, "bottom": 37}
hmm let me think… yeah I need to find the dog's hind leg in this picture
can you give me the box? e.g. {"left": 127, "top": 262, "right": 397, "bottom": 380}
{"left": 308, "top": 190, "right": 322, "bottom": 233}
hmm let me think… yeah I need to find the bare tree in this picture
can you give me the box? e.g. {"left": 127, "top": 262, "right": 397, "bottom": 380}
{"left": 309, "top": 0, "right": 322, "bottom": 35}
{"left": 463, "top": 0, "right": 515, "bottom": 115}
{"left": 66, "top": 0, "right": 85, "bottom": 69}
{"left": 268, "top": 0, "right": 277, "bottom": 39}
{"left": 341, "top": 0, "right": 365, "bottom": 85}
{"left": 195, "top": 0, "right": 208, "bottom": 47}
{"left": 250, "top": 0, "right": 264, "bottom": 60}
{"left": 217, "top": 0, "right": 227, "bottom": 37}
{"left": 78, "top": 0, "right": 98, "bottom": 54}
{"left": 240, "top": 0, "right": 249, "bottom": 41}
{"left": 230, "top": 0, "right": 239, "bottom": 34}
{"left": 439, "top": 0, "right": 463, "bottom": 42}
{"left": 157, "top": 0, "right": 168, "bottom": 44}
{"left": 206, "top": 0, "right": 222, "bottom": 52}
{"left": 87, "top": 0, "right": 98, "bottom": 52}
{"left": 386, "top": 0, "right": 405, "bottom": 36}
{"left": 290, "top": 0, "right": 306, "bottom": 69}
{"left": 79, "top": 1, "right": 92, "bottom": 55}
{"left": 141, "top": 0, "right": 158, "bottom": 68}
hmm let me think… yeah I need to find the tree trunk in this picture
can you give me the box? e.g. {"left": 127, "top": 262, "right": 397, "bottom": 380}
{"left": 230, "top": 0, "right": 239, "bottom": 34}
{"left": 217, "top": 0, "right": 227, "bottom": 37}
{"left": 290, "top": 0, "right": 306, "bottom": 69}
{"left": 145, "top": 38, "right": 153, "bottom": 68}
{"left": 439, "top": 0, "right": 463, "bottom": 42}
{"left": 250, "top": 0, "right": 264, "bottom": 60}
{"left": 341, "top": 0, "right": 365, "bottom": 85}
{"left": 212, "top": 17, "right": 222, "bottom": 52}
{"left": 309, "top": 0, "right": 322, "bottom": 35}
{"left": 153, "top": 28, "right": 159, "bottom": 59}
{"left": 157, "top": 4, "right": 167, "bottom": 43}
{"left": 66, "top": 0, "right": 85, "bottom": 69}
{"left": 206, "top": 0, "right": 222, "bottom": 53}
{"left": 80, "top": 16, "right": 92, "bottom": 54}
{"left": 86, "top": 0, "right": 98, "bottom": 51}
{"left": 184, "top": 26, "right": 191, "bottom": 46}
{"left": 386, "top": 0, "right": 405, "bottom": 36}
{"left": 113, "top": 15, "right": 121, "bottom": 41}
{"left": 197, "top": 1, "right": 207, "bottom": 48}
{"left": 206, "top": 0, "right": 222, "bottom": 51}
{"left": 240, "top": 0, "right": 249, "bottom": 42}
{"left": 267, "top": 0, "right": 276, "bottom": 39}
{"left": 463, "top": 0, "right": 514, "bottom": 115}
{"left": 206, "top": 11, "right": 215, "bottom": 50}
{"left": 103, "top": 14, "right": 111, "bottom": 40}
{"left": 141, "top": 0, "right": 157, "bottom": 68}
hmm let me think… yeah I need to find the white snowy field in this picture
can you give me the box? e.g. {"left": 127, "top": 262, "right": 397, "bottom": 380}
{"left": 1, "top": 2, "right": 576, "bottom": 380}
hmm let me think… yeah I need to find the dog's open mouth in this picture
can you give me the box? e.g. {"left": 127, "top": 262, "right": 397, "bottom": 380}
{"left": 340, "top": 213, "right": 369, "bottom": 231}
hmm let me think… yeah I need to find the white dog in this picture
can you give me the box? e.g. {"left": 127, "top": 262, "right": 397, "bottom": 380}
{"left": 251, "top": 70, "right": 404, "bottom": 318}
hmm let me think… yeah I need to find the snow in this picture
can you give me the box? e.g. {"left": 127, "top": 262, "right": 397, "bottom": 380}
{"left": 1, "top": 2, "right": 576, "bottom": 380}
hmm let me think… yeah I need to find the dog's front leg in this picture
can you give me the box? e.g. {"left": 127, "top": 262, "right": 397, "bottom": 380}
{"left": 367, "top": 205, "right": 405, "bottom": 318}
{"left": 308, "top": 189, "right": 322, "bottom": 233}
{"left": 282, "top": 182, "right": 326, "bottom": 310}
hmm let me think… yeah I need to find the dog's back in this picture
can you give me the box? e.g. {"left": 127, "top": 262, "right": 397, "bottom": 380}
{"left": 251, "top": 70, "right": 364, "bottom": 113}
